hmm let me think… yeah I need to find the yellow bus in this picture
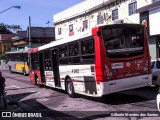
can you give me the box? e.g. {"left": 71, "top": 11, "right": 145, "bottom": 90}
{"left": 5, "top": 49, "right": 29, "bottom": 76}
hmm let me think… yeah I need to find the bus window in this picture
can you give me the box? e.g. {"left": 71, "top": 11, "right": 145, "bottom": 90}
{"left": 44, "top": 60, "right": 52, "bottom": 70}
{"left": 80, "top": 37, "right": 95, "bottom": 63}
{"left": 59, "top": 45, "right": 68, "bottom": 64}
{"left": 103, "top": 26, "right": 144, "bottom": 58}
{"left": 44, "top": 50, "right": 51, "bottom": 59}
{"left": 68, "top": 42, "right": 80, "bottom": 64}
{"left": 69, "top": 42, "right": 79, "bottom": 56}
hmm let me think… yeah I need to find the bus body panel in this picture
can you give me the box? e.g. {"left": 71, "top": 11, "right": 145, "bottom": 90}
{"left": 7, "top": 61, "right": 29, "bottom": 74}
{"left": 101, "top": 74, "right": 152, "bottom": 95}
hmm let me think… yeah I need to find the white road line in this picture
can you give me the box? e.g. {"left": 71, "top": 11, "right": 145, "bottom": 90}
{"left": 29, "top": 91, "right": 36, "bottom": 93}
{"left": 5, "top": 85, "right": 20, "bottom": 89}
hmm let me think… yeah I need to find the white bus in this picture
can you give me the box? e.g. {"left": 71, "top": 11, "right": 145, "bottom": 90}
{"left": 5, "top": 49, "right": 29, "bottom": 76}
{"left": 28, "top": 24, "right": 151, "bottom": 97}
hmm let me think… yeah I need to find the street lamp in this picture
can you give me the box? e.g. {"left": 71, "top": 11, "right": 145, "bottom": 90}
{"left": 0, "top": 6, "right": 21, "bottom": 14}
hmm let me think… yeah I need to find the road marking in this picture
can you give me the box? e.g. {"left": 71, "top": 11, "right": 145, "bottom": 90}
{"left": 5, "top": 85, "right": 20, "bottom": 89}
{"left": 29, "top": 91, "right": 36, "bottom": 93}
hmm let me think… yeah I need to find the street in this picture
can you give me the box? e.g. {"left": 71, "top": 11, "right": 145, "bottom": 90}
{"left": 0, "top": 66, "right": 160, "bottom": 120}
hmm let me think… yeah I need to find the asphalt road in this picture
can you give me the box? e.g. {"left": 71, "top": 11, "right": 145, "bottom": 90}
{"left": 0, "top": 66, "right": 160, "bottom": 120}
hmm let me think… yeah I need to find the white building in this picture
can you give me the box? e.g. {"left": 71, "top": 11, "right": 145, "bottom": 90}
{"left": 53, "top": 0, "right": 151, "bottom": 40}
{"left": 53, "top": 0, "right": 160, "bottom": 59}
{"left": 137, "top": 0, "right": 160, "bottom": 60}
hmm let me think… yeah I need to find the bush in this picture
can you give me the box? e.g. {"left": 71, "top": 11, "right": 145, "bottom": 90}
{"left": 0, "top": 54, "right": 5, "bottom": 60}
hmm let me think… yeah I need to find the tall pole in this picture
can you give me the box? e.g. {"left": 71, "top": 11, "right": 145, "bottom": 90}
{"left": 28, "top": 16, "right": 32, "bottom": 48}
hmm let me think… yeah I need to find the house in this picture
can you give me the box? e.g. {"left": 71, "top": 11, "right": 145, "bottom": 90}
{"left": 0, "top": 25, "right": 15, "bottom": 54}
{"left": 11, "top": 27, "right": 55, "bottom": 51}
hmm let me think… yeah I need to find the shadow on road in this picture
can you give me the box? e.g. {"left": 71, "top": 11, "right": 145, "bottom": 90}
{"left": 37, "top": 85, "right": 158, "bottom": 106}
{"left": 78, "top": 86, "right": 158, "bottom": 105}
{"left": 6, "top": 92, "right": 84, "bottom": 119}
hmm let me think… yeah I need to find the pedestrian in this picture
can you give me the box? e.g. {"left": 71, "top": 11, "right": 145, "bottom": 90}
{"left": 0, "top": 71, "right": 5, "bottom": 93}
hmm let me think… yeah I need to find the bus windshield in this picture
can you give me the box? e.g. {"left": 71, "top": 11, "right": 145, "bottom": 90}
{"left": 102, "top": 25, "right": 144, "bottom": 58}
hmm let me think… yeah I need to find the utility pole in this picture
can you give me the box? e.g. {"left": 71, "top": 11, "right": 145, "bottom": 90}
{"left": 28, "top": 16, "right": 32, "bottom": 48}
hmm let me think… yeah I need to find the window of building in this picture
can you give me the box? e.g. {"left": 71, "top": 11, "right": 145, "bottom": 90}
{"left": 129, "top": 2, "right": 137, "bottom": 16}
{"left": 83, "top": 20, "right": 88, "bottom": 30}
{"left": 97, "top": 12, "right": 104, "bottom": 24}
{"left": 58, "top": 28, "right": 62, "bottom": 35}
{"left": 69, "top": 24, "right": 73, "bottom": 32}
{"left": 69, "top": 24, "right": 74, "bottom": 36}
{"left": 112, "top": 9, "right": 118, "bottom": 21}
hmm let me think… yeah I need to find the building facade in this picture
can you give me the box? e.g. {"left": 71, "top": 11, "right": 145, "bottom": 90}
{"left": 0, "top": 34, "right": 14, "bottom": 55}
{"left": 11, "top": 27, "right": 55, "bottom": 51}
{"left": 0, "top": 25, "right": 14, "bottom": 55}
{"left": 137, "top": 0, "right": 160, "bottom": 60}
{"left": 54, "top": 0, "right": 152, "bottom": 40}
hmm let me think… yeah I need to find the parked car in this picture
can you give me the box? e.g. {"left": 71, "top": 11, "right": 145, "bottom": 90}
{"left": 151, "top": 59, "right": 160, "bottom": 87}
{"left": 157, "top": 87, "right": 160, "bottom": 111}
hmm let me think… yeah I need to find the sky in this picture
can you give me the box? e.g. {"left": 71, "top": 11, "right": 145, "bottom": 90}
{"left": 0, "top": 0, "right": 83, "bottom": 30}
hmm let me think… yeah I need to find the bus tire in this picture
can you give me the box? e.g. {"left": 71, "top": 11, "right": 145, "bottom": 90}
{"left": 35, "top": 75, "right": 42, "bottom": 87}
{"left": 9, "top": 66, "right": 12, "bottom": 73}
{"left": 23, "top": 68, "right": 27, "bottom": 76}
{"left": 66, "top": 78, "right": 75, "bottom": 98}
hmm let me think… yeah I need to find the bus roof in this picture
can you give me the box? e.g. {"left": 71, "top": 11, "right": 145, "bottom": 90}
{"left": 38, "top": 30, "right": 92, "bottom": 51}
{"left": 32, "top": 23, "right": 144, "bottom": 52}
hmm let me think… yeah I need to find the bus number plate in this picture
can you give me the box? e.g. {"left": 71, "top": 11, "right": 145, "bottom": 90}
{"left": 72, "top": 69, "right": 79, "bottom": 73}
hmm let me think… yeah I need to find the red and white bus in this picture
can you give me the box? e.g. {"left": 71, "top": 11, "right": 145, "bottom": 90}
{"left": 28, "top": 24, "right": 152, "bottom": 97}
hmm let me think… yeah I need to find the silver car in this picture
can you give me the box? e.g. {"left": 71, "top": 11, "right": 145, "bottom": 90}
{"left": 157, "top": 90, "right": 160, "bottom": 112}
{"left": 151, "top": 60, "right": 160, "bottom": 87}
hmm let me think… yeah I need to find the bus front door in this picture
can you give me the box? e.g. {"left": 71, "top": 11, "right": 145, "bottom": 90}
{"left": 39, "top": 52, "right": 45, "bottom": 83}
{"left": 52, "top": 49, "right": 61, "bottom": 87}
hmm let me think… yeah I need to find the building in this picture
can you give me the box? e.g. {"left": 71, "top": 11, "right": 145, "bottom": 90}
{"left": 53, "top": 0, "right": 151, "bottom": 40}
{"left": 11, "top": 27, "right": 55, "bottom": 51}
{"left": 0, "top": 25, "right": 15, "bottom": 55}
{"left": 0, "top": 34, "right": 14, "bottom": 55}
{"left": 137, "top": 0, "right": 160, "bottom": 60}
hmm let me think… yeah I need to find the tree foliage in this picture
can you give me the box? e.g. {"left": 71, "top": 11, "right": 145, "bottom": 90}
{"left": 0, "top": 54, "right": 5, "bottom": 60}
{"left": 0, "top": 23, "right": 22, "bottom": 33}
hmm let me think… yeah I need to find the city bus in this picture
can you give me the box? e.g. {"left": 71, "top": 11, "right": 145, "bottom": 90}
{"left": 29, "top": 24, "right": 152, "bottom": 97}
{"left": 5, "top": 49, "right": 29, "bottom": 76}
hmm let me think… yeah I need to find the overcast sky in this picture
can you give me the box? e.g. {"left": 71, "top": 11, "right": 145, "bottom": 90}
{"left": 0, "top": 0, "right": 83, "bottom": 30}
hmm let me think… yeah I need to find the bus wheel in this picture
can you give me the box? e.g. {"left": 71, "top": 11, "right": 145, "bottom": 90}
{"left": 66, "top": 78, "right": 75, "bottom": 98}
{"left": 23, "top": 68, "right": 26, "bottom": 76}
{"left": 9, "top": 66, "right": 12, "bottom": 73}
{"left": 35, "top": 76, "right": 42, "bottom": 87}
